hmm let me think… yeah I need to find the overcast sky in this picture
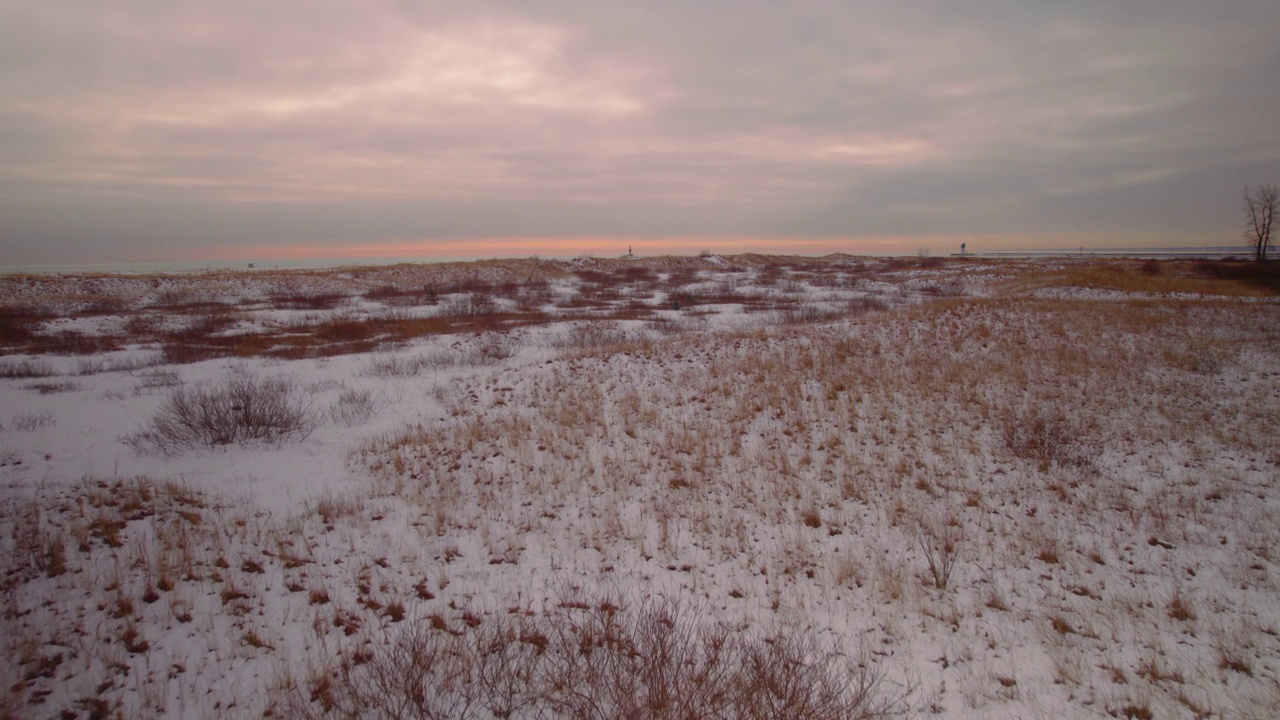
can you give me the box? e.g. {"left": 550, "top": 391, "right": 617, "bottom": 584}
{"left": 3, "top": 1, "right": 1279, "bottom": 264}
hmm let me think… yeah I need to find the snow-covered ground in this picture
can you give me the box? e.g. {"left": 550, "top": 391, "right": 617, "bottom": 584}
{"left": 2, "top": 255, "right": 1278, "bottom": 718}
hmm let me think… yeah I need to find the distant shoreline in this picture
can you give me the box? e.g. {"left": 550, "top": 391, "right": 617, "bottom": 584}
{"left": 0, "top": 246, "right": 1256, "bottom": 275}
{"left": 956, "top": 246, "right": 1253, "bottom": 260}
{"left": 0, "top": 255, "right": 470, "bottom": 276}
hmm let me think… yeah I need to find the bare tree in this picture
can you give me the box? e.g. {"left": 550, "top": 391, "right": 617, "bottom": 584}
{"left": 1243, "top": 183, "right": 1277, "bottom": 261}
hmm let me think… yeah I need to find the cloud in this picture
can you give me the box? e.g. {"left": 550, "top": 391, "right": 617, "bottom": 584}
{"left": 1, "top": 4, "right": 657, "bottom": 205}
{"left": 2, "top": 1, "right": 1279, "bottom": 262}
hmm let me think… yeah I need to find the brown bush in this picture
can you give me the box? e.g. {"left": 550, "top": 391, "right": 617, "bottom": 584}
{"left": 0, "top": 305, "right": 43, "bottom": 348}
{"left": 272, "top": 596, "right": 906, "bottom": 720}
{"left": 0, "top": 358, "right": 55, "bottom": 378}
{"left": 127, "top": 370, "right": 314, "bottom": 454}
{"left": 267, "top": 292, "right": 347, "bottom": 310}
{"left": 1002, "top": 406, "right": 1092, "bottom": 470}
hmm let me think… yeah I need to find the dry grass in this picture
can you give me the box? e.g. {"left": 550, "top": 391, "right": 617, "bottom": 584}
{"left": 156, "top": 310, "right": 550, "bottom": 362}
{"left": 1, "top": 254, "right": 960, "bottom": 365}
{"left": 359, "top": 289, "right": 1279, "bottom": 718}
{"left": 1000, "top": 258, "right": 1280, "bottom": 297}
{"left": 2, "top": 257, "right": 1278, "bottom": 718}
{"left": 1, "top": 476, "right": 220, "bottom": 716}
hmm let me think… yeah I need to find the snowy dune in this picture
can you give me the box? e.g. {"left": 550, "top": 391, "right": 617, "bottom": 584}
{"left": 2, "top": 255, "right": 1279, "bottom": 719}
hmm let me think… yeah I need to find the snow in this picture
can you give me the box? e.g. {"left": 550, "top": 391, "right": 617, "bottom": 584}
{"left": 2, "top": 255, "right": 1279, "bottom": 718}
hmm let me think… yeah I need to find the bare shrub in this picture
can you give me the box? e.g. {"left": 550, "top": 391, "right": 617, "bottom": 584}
{"left": 0, "top": 305, "right": 42, "bottom": 349}
{"left": 273, "top": 595, "right": 907, "bottom": 720}
{"left": 9, "top": 410, "right": 55, "bottom": 431}
{"left": 731, "top": 632, "right": 893, "bottom": 720}
{"left": 420, "top": 350, "right": 457, "bottom": 373}
{"left": 1165, "top": 337, "right": 1226, "bottom": 375}
{"left": 267, "top": 292, "right": 347, "bottom": 311}
{"left": 311, "top": 490, "right": 364, "bottom": 525}
{"left": 364, "top": 354, "right": 427, "bottom": 378}
{"left": 917, "top": 280, "right": 965, "bottom": 297}
{"left": 515, "top": 279, "right": 553, "bottom": 312}
{"left": 132, "top": 369, "right": 183, "bottom": 393}
{"left": 644, "top": 316, "right": 708, "bottom": 337}
{"left": 127, "top": 370, "right": 314, "bottom": 453}
{"left": 780, "top": 303, "right": 844, "bottom": 325}
{"left": 540, "top": 598, "right": 740, "bottom": 719}
{"left": 362, "top": 348, "right": 455, "bottom": 383}
{"left": 917, "top": 518, "right": 963, "bottom": 590}
{"left": 25, "top": 379, "right": 80, "bottom": 394}
{"left": 161, "top": 312, "right": 241, "bottom": 363}
{"left": 75, "top": 357, "right": 106, "bottom": 375}
{"left": 0, "top": 358, "right": 55, "bottom": 379}
{"left": 754, "top": 264, "right": 783, "bottom": 287}
{"left": 364, "top": 284, "right": 431, "bottom": 306}
{"left": 441, "top": 292, "right": 496, "bottom": 319}
{"left": 1002, "top": 406, "right": 1090, "bottom": 469}
{"left": 463, "top": 333, "right": 520, "bottom": 365}
{"left": 26, "top": 329, "right": 117, "bottom": 355}
{"left": 329, "top": 387, "right": 379, "bottom": 426}
{"left": 101, "top": 353, "right": 165, "bottom": 374}
{"left": 846, "top": 296, "right": 889, "bottom": 315}
{"left": 778, "top": 278, "right": 808, "bottom": 294}
{"left": 550, "top": 322, "right": 627, "bottom": 350}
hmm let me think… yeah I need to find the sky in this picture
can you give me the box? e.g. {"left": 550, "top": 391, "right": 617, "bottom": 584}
{"left": 3, "top": 1, "right": 1280, "bottom": 265}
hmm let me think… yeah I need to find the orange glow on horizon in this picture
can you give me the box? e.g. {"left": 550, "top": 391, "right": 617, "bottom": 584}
{"left": 173, "top": 235, "right": 996, "bottom": 263}
{"left": 153, "top": 231, "right": 1186, "bottom": 266}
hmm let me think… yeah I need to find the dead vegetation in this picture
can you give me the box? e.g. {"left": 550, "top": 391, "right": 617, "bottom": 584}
{"left": 361, "top": 290, "right": 1279, "bottom": 718}
{"left": 0, "top": 254, "right": 934, "bottom": 362}
{"left": 4, "top": 255, "right": 1274, "bottom": 366}
{"left": 1, "top": 255, "right": 1278, "bottom": 718}
{"left": 274, "top": 595, "right": 906, "bottom": 720}
{"left": 126, "top": 369, "right": 315, "bottom": 453}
